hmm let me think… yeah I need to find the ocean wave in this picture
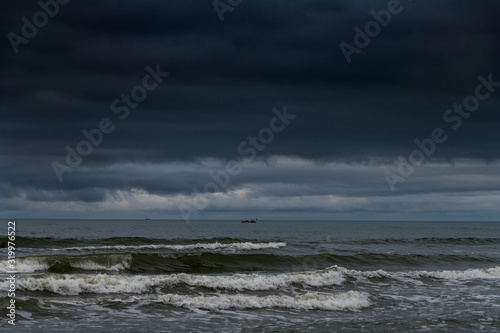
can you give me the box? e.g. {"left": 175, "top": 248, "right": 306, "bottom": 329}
{"left": 3, "top": 269, "right": 344, "bottom": 295}
{"left": 0, "top": 236, "right": 281, "bottom": 249}
{"left": 0, "top": 257, "right": 50, "bottom": 273}
{"left": 0, "top": 254, "right": 132, "bottom": 273}
{"left": 0, "top": 252, "right": 300, "bottom": 274}
{"left": 148, "top": 291, "right": 370, "bottom": 311}
{"left": 2, "top": 251, "right": 498, "bottom": 275}
{"left": 409, "top": 266, "right": 500, "bottom": 280}
{"left": 54, "top": 242, "right": 287, "bottom": 252}
{"left": 329, "top": 265, "right": 500, "bottom": 280}
{"left": 2, "top": 265, "right": 498, "bottom": 297}
{"left": 316, "top": 252, "right": 498, "bottom": 267}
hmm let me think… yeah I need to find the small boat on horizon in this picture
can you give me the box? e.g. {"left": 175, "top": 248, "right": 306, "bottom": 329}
{"left": 241, "top": 219, "right": 258, "bottom": 223}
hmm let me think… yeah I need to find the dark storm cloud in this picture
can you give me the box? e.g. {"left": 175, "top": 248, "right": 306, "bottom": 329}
{"left": 0, "top": 0, "right": 499, "bottom": 218}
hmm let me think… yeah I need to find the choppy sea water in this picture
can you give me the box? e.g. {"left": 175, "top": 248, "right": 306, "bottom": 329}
{"left": 1, "top": 220, "right": 499, "bottom": 332}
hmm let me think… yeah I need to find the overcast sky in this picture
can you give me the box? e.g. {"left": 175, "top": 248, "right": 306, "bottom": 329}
{"left": 1, "top": 0, "right": 499, "bottom": 220}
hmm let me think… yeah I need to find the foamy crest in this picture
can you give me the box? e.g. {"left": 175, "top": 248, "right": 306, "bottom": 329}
{"left": 411, "top": 266, "right": 500, "bottom": 280}
{"left": 328, "top": 265, "right": 391, "bottom": 279}
{"left": 1, "top": 254, "right": 132, "bottom": 274}
{"left": 150, "top": 291, "right": 370, "bottom": 311}
{"left": 55, "top": 242, "right": 286, "bottom": 251}
{"left": 172, "top": 269, "right": 345, "bottom": 291}
{"left": 71, "top": 258, "right": 131, "bottom": 272}
{"left": 9, "top": 269, "right": 344, "bottom": 295}
{"left": 328, "top": 265, "right": 500, "bottom": 281}
{"left": 14, "top": 274, "right": 156, "bottom": 295}
{"left": 0, "top": 257, "right": 49, "bottom": 273}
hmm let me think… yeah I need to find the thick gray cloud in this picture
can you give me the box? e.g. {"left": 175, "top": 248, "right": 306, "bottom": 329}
{"left": 0, "top": 0, "right": 499, "bottom": 219}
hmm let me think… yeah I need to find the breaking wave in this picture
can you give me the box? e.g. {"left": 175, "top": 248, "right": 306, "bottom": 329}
{"left": 2, "top": 266, "right": 499, "bottom": 297}
{"left": 0, "top": 236, "right": 284, "bottom": 249}
{"left": 330, "top": 265, "right": 500, "bottom": 280}
{"left": 0, "top": 254, "right": 132, "bottom": 273}
{"left": 2, "top": 250, "right": 499, "bottom": 275}
{"left": 54, "top": 241, "right": 286, "bottom": 252}
{"left": 148, "top": 291, "right": 370, "bottom": 311}
{"left": 4, "top": 269, "right": 344, "bottom": 295}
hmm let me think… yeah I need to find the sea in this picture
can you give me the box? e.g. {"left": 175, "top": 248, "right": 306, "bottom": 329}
{"left": 1, "top": 219, "right": 499, "bottom": 332}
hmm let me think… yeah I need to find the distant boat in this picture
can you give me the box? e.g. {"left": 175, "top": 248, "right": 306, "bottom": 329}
{"left": 241, "top": 219, "right": 258, "bottom": 223}
{"left": 145, "top": 218, "right": 151, "bottom": 220}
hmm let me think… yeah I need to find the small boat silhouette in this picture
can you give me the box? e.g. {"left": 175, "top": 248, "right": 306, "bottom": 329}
{"left": 241, "top": 219, "right": 257, "bottom": 223}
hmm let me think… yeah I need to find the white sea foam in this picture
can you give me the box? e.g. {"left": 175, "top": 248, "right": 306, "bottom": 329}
{"left": 328, "top": 265, "right": 500, "bottom": 281}
{"left": 3, "top": 269, "right": 345, "bottom": 295}
{"left": 53, "top": 242, "right": 287, "bottom": 251}
{"left": 171, "top": 269, "right": 345, "bottom": 291}
{"left": 410, "top": 266, "right": 500, "bottom": 280}
{"left": 0, "top": 257, "right": 49, "bottom": 273}
{"left": 0, "top": 254, "right": 132, "bottom": 274}
{"left": 70, "top": 257, "right": 131, "bottom": 272}
{"left": 13, "top": 274, "right": 153, "bottom": 295}
{"left": 148, "top": 291, "right": 371, "bottom": 311}
{"left": 328, "top": 265, "right": 391, "bottom": 279}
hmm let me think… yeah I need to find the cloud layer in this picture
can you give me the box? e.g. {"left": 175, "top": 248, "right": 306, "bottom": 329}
{"left": 1, "top": 0, "right": 499, "bottom": 220}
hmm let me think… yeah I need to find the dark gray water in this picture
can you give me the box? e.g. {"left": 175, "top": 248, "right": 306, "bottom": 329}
{"left": 1, "top": 220, "right": 499, "bottom": 332}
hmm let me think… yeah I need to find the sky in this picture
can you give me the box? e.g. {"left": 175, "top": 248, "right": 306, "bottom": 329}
{"left": 1, "top": 0, "right": 499, "bottom": 221}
